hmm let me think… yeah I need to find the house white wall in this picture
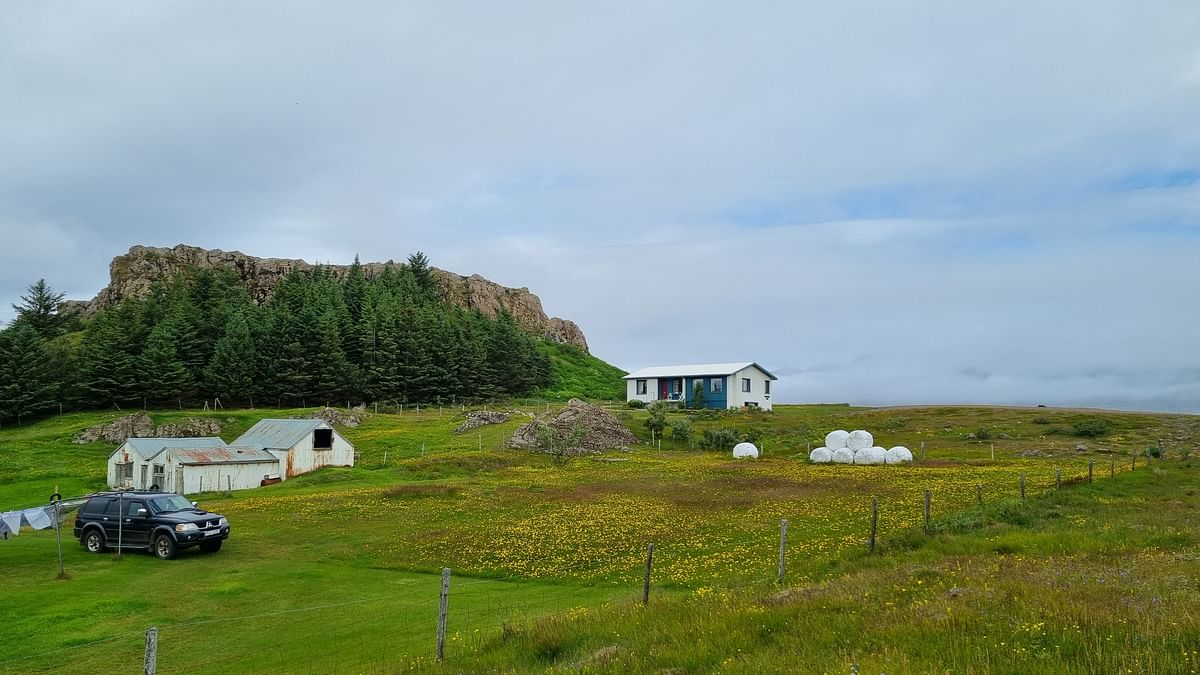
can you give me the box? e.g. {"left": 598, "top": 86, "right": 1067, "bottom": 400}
{"left": 281, "top": 423, "right": 355, "bottom": 479}
{"left": 727, "top": 365, "right": 775, "bottom": 411}
{"left": 626, "top": 377, "right": 659, "bottom": 404}
{"left": 174, "top": 460, "right": 279, "bottom": 494}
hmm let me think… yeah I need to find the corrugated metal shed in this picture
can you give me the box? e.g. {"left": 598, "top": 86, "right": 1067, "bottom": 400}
{"left": 233, "top": 419, "right": 326, "bottom": 450}
{"left": 118, "top": 437, "right": 226, "bottom": 461}
{"left": 170, "top": 446, "right": 279, "bottom": 465}
{"left": 622, "top": 362, "right": 778, "bottom": 380}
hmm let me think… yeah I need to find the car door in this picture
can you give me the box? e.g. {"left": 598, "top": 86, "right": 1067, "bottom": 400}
{"left": 121, "top": 499, "right": 153, "bottom": 547}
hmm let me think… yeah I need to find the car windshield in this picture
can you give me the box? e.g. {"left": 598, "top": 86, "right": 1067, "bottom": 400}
{"left": 149, "top": 495, "right": 195, "bottom": 513}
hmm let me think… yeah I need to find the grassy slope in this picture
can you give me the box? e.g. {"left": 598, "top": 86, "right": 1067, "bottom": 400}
{"left": 537, "top": 341, "right": 626, "bottom": 401}
{"left": 0, "top": 404, "right": 1196, "bottom": 673}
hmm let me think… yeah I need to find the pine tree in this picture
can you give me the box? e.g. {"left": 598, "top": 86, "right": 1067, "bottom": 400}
{"left": 11, "top": 279, "right": 68, "bottom": 339}
{"left": 0, "top": 323, "right": 58, "bottom": 423}
{"left": 407, "top": 251, "right": 434, "bottom": 299}
{"left": 136, "top": 320, "right": 196, "bottom": 404}
{"left": 79, "top": 308, "right": 139, "bottom": 407}
{"left": 205, "top": 311, "right": 258, "bottom": 404}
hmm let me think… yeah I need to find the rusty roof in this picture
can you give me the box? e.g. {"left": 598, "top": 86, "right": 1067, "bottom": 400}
{"left": 169, "top": 446, "right": 279, "bottom": 465}
{"left": 232, "top": 419, "right": 331, "bottom": 451}
{"left": 112, "top": 437, "right": 227, "bottom": 461}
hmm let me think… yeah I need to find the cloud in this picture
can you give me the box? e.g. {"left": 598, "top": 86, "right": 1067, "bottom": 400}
{"left": 1, "top": 1, "right": 1198, "bottom": 410}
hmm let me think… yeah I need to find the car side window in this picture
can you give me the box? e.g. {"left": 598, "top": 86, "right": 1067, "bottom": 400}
{"left": 127, "top": 501, "right": 147, "bottom": 517}
{"left": 104, "top": 499, "right": 123, "bottom": 517}
{"left": 84, "top": 497, "right": 110, "bottom": 515}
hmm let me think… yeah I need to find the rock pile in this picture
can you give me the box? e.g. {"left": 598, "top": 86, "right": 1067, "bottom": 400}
{"left": 73, "top": 413, "right": 222, "bottom": 444}
{"left": 508, "top": 399, "right": 636, "bottom": 455}
{"left": 809, "top": 429, "right": 913, "bottom": 465}
{"left": 453, "top": 411, "right": 511, "bottom": 434}
{"left": 302, "top": 406, "right": 369, "bottom": 428}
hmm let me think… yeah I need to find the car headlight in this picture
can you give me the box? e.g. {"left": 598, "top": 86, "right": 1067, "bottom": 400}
{"left": 175, "top": 523, "right": 198, "bottom": 532}
{"left": 218, "top": 517, "right": 227, "bottom": 527}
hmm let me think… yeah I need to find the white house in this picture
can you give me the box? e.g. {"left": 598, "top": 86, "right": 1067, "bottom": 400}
{"left": 108, "top": 437, "right": 282, "bottom": 493}
{"left": 108, "top": 437, "right": 224, "bottom": 491}
{"left": 623, "top": 362, "right": 779, "bottom": 410}
{"left": 232, "top": 419, "right": 355, "bottom": 480}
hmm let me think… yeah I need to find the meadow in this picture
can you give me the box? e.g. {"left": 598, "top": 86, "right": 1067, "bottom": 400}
{"left": 0, "top": 403, "right": 1196, "bottom": 673}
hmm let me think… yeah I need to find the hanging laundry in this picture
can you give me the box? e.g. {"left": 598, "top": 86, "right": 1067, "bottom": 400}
{"left": 24, "top": 507, "right": 55, "bottom": 531}
{"left": 1, "top": 511, "right": 21, "bottom": 537}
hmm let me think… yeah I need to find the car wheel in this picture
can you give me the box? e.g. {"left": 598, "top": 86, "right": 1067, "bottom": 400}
{"left": 200, "top": 539, "right": 222, "bottom": 553}
{"left": 153, "top": 534, "right": 177, "bottom": 560}
{"left": 82, "top": 529, "right": 105, "bottom": 553}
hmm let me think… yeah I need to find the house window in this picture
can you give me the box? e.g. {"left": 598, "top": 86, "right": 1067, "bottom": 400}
{"left": 636, "top": 379, "right": 647, "bottom": 395}
{"left": 711, "top": 378, "right": 723, "bottom": 393}
{"left": 765, "top": 380, "right": 771, "bottom": 395}
{"left": 314, "top": 428, "right": 333, "bottom": 450}
{"left": 152, "top": 464, "right": 164, "bottom": 488}
{"left": 741, "top": 378, "right": 751, "bottom": 393}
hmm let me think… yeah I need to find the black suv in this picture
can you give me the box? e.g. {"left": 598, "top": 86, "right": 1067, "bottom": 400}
{"left": 73, "top": 491, "right": 230, "bottom": 559}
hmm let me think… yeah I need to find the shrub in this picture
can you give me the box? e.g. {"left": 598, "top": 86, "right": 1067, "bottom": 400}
{"left": 1072, "top": 419, "right": 1111, "bottom": 437}
{"left": 626, "top": 399, "right": 646, "bottom": 409}
{"left": 700, "top": 427, "right": 740, "bottom": 450}
{"left": 1031, "top": 416, "right": 1052, "bottom": 425}
{"left": 669, "top": 419, "right": 691, "bottom": 444}
{"left": 644, "top": 402, "right": 668, "bottom": 437}
{"left": 1144, "top": 445, "right": 1161, "bottom": 458}
{"left": 973, "top": 428, "right": 993, "bottom": 441}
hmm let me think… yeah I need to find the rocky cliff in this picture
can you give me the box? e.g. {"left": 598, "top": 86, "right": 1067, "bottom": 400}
{"left": 77, "top": 244, "right": 589, "bottom": 351}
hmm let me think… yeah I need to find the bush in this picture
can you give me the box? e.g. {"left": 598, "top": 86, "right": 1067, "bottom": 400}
{"left": 700, "top": 427, "right": 740, "bottom": 450}
{"left": 1031, "top": 416, "right": 1052, "bottom": 425}
{"left": 626, "top": 399, "right": 646, "bottom": 409}
{"left": 669, "top": 419, "right": 691, "bottom": 444}
{"left": 644, "top": 402, "right": 668, "bottom": 437}
{"left": 1072, "top": 419, "right": 1111, "bottom": 437}
{"left": 973, "top": 428, "right": 993, "bottom": 441}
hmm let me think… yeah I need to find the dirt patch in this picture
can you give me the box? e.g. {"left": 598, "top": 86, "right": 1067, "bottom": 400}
{"left": 508, "top": 399, "right": 636, "bottom": 455}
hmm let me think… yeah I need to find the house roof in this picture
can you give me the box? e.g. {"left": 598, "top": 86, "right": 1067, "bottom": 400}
{"left": 169, "top": 446, "right": 279, "bottom": 465}
{"left": 113, "top": 437, "right": 226, "bottom": 461}
{"left": 232, "top": 419, "right": 330, "bottom": 451}
{"left": 622, "top": 362, "right": 779, "bottom": 380}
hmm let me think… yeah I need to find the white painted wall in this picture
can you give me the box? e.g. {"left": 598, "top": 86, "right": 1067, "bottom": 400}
{"left": 625, "top": 377, "right": 659, "bottom": 404}
{"left": 282, "top": 423, "right": 355, "bottom": 479}
{"left": 176, "top": 460, "right": 279, "bottom": 494}
{"left": 728, "top": 365, "right": 776, "bottom": 410}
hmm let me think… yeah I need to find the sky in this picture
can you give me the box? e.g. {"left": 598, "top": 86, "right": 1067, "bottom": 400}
{"left": 2, "top": 2, "right": 1198, "bottom": 411}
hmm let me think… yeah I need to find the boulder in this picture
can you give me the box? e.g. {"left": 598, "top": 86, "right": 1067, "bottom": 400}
{"left": 453, "top": 410, "right": 511, "bottom": 434}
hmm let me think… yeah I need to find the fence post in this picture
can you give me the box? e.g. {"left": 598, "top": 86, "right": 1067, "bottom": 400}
{"left": 1132, "top": 448, "right": 1137, "bottom": 470}
{"left": 1088, "top": 459, "right": 1094, "bottom": 484}
{"left": 1111, "top": 456, "right": 1115, "bottom": 478}
{"left": 920, "top": 441, "right": 926, "bottom": 462}
{"left": 1056, "top": 469, "right": 1061, "bottom": 491}
{"left": 144, "top": 627, "right": 158, "bottom": 675}
{"left": 990, "top": 442, "right": 995, "bottom": 461}
{"left": 1020, "top": 473, "right": 1026, "bottom": 500}
{"left": 923, "top": 490, "right": 931, "bottom": 535}
{"left": 868, "top": 498, "right": 878, "bottom": 552}
{"left": 643, "top": 543, "right": 655, "bottom": 604}
{"left": 777, "top": 519, "right": 788, "bottom": 583}
{"left": 436, "top": 568, "right": 450, "bottom": 661}
{"left": 976, "top": 484, "right": 983, "bottom": 506}
{"left": 1158, "top": 439, "right": 1165, "bottom": 461}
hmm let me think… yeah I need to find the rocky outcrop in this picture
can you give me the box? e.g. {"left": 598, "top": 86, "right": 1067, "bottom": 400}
{"left": 77, "top": 244, "right": 589, "bottom": 351}
{"left": 73, "top": 413, "right": 223, "bottom": 444}
{"left": 453, "top": 410, "right": 511, "bottom": 434}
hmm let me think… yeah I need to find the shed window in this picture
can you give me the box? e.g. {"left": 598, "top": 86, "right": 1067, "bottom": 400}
{"left": 765, "top": 380, "right": 771, "bottom": 395}
{"left": 741, "top": 378, "right": 751, "bottom": 393}
{"left": 711, "top": 378, "right": 724, "bottom": 393}
{"left": 314, "top": 428, "right": 333, "bottom": 450}
{"left": 636, "top": 379, "right": 647, "bottom": 395}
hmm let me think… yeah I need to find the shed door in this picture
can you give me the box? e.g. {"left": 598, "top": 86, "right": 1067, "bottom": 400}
{"left": 175, "top": 466, "right": 185, "bottom": 495}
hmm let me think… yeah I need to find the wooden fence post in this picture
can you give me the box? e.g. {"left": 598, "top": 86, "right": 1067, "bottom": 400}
{"left": 1056, "top": 469, "right": 1061, "bottom": 491}
{"left": 976, "top": 484, "right": 983, "bottom": 506}
{"left": 1111, "top": 456, "right": 1116, "bottom": 478}
{"left": 143, "top": 627, "right": 158, "bottom": 675}
{"left": 1158, "top": 439, "right": 1165, "bottom": 461}
{"left": 437, "top": 568, "right": 451, "bottom": 661}
{"left": 1088, "top": 459, "right": 1094, "bottom": 484}
{"left": 920, "top": 441, "right": 926, "bottom": 462}
{"left": 643, "top": 543, "right": 655, "bottom": 604}
{"left": 778, "top": 519, "right": 788, "bottom": 583}
{"left": 868, "top": 498, "right": 879, "bottom": 552}
{"left": 1020, "top": 473, "right": 1026, "bottom": 500}
{"left": 1132, "top": 448, "right": 1137, "bottom": 470}
{"left": 923, "top": 490, "right": 931, "bottom": 535}
{"left": 990, "top": 442, "right": 995, "bottom": 461}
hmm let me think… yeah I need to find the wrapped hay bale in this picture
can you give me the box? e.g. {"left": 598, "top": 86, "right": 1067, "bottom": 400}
{"left": 854, "top": 446, "right": 887, "bottom": 465}
{"left": 825, "top": 430, "right": 850, "bottom": 450}
{"left": 886, "top": 446, "right": 913, "bottom": 463}
{"left": 732, "top": 442, "right": 759, "bottom": 459}
{"left": 809, "top": 447, "right": 833, "bottom": 463}
{"left": 847, "top": 430, "right": 874, "bottom": 451}
{"left": 831, "top": 447, "right": 854, "bottom": 464}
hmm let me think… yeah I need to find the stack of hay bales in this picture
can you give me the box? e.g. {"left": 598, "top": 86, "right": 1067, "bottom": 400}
{"left": 809, "top": 429, "right": 913, "bottom": 466}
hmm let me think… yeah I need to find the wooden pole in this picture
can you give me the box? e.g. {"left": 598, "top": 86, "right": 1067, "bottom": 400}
{"left": 143, "top": 627, "right": 158, "bottom": 675}
{"left": 868, "top": 498, "right": 878, "bottom": 552}
{"left": 1020, "top": 473, "right": 1026, "bottom": 500}
{"left": 1157, "top": 439, "right": 1165, "bottom": 461}
{"left": 1111, "top": 456, "right": 1116, "bottom": 478}
{"left": 52, "top": 498, "right": 65, "bottom": 578}
{"left": 1056, "top": 469, "right": 1061, "bottom": 491}
{"left": 642, "top": 543, "right": 655, "bottom": 604}
{"left": 923, "top": 490, "right": 931, "bottom": 535}
{"left": 436, "top": 568, "right": 451, "bottom": 661}
{"left": 1132, "top": 448, "right": 1137, "bottom": 470}
{"left": 1088, "top": 459, "right": 1094, "bottom": 484}
{"left": 976, "top": 484, "right": 983, "bottom": 506}
{"left": 777, "top": 519, "right": 789, "bottom": 583}
{"left": 990, "top": 442, "right": 995, "bottom": 461}
{"left": 920, "top": 441, "right": 926, "bottom": 462}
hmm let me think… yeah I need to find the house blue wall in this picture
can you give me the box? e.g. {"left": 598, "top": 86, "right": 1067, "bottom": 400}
{"left": 686, "top": 376, "right": 728, "bottom": 409}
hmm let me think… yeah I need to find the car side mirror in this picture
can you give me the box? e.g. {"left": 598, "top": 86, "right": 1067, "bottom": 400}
{"left": 137, "top": 508, "right": 148, "bottom": 517}
{"left": 191, "top": 501, "right": 198, "bottom": 507}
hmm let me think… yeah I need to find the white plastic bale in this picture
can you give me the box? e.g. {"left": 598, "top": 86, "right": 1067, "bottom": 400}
{"left": 831, "top": 447, "right": 855, "bottom": 464}
{"left": 732, "top": 442, "right": 759, "bottom": 459}
{"left": 809, "top": 447, "right": 833, "bottom": 463}
{"left": 847, "top": 430, "right": 874, "bottom": 451}
{"left": 854, "top": 446, "right": 886, "bottom": 465}
{"left": 825, "top": 430, "right": 850, "bottom": 450}
{"left": 886, "top": 446, "right": 913, "bottom": 463}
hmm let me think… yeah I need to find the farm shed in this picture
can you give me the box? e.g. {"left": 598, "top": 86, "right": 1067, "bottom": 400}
{"left": 232, "top": 419, "right": 354, "bottom": 480}
{"left": 166, "top": 446, "right": 281, "bottom": 494}
{"left": 108, "top": 437, "right": 225, "bottom": 491}
{"left": 623, "top": 362, "right": 779, "bottom": 410}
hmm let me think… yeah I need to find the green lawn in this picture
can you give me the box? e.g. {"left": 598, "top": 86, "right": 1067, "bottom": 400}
{"left": 0, "top": 403, "right": 1196, "bottom": 673}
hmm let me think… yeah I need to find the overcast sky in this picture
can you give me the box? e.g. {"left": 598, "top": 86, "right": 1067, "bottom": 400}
{"left": 2, "top": 2, "right": 1199, "bottom": 411}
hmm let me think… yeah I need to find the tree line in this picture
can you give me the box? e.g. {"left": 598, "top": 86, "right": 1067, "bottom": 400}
{"left": 0, "top": 253, "right": 554, "bottom": 423}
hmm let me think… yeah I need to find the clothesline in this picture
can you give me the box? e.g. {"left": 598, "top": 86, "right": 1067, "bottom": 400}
{"left": 0, "top": 505, "right": 58, "bottom": 539}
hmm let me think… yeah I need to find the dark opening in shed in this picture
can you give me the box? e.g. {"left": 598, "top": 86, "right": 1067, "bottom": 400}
{"left": 314, "top": 428, "right": 333, "bottom": 450}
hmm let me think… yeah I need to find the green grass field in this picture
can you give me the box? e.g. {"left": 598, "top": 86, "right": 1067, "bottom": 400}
{"left": 1, "top": 403, "right": 1196, "bottom": 673}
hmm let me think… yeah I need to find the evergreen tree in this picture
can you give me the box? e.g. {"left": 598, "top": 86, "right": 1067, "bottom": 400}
{"left": 407, "top": 251, "right": 434, "bottom": 299}
{"left": 11, "top": 279, "right": 68, "bottom": 339}
{"left": 204, "top": 311, "right": 258, "bottom": 404}
{"left": 0, "top": 323, "right": 58, "bottom": 423}
{"left": 136, "top": 320, "right": 195, "bottom": 403}
{"left": 79, "top": 306, "right": 140, "bottom": 406}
